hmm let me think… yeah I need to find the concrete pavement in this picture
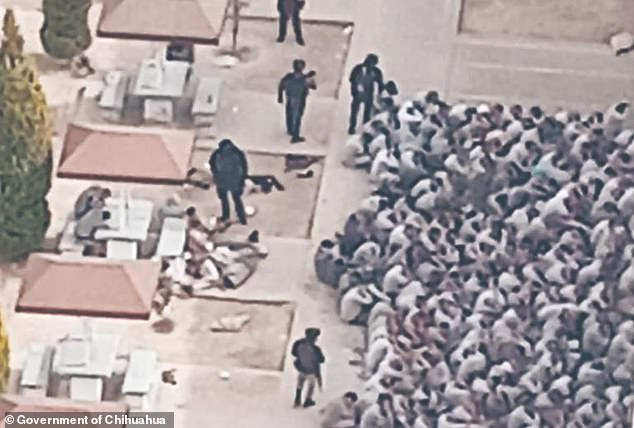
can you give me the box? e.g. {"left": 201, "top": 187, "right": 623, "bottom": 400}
{"left": 2, "top": 0, "right": 633, "bottom": 426}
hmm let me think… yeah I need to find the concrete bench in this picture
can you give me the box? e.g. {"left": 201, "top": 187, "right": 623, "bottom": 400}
{"left": 156, "top": 217, "right": 186, "bottom": 257}
{"left": 191, "top": 77, "right": 223, "bottom": 126}
{"left": 70, "top": 377, "right": 103, "bottom": 402}
{"left": 20, "top": 344, "right": 55, "bottom": 398}
{"left": 98, "top": 71, "right": 128, "bottom": 122}
{"left": 122, "top": 350, "right": 158, "bottom": 411}
{"left": 106, "top": 240, "right": 138, "bottom": 260}
{"left": 58, "top": 220, "right": 84, "bottom": 254}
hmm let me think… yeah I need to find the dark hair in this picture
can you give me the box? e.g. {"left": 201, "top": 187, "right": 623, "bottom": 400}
{"left": 305, "top": 328, "right": 321, "bottom": 339}
{"left": 604, "top": 202, "right": 619, "bottom": 213}
{"left": 344, "top": 391, "right": 358, "bottom": 401}
{"left": 185, "top": 206, "right": 196, "bottom": 216}
{"left": 102, "top": 210, "right": 111, "bottom": 220}
{"left": 510, "top": 104, "right": 523, "bottom": 119}
{"left": 218, "top": 139, "right": 233, "bottom": 150}
{"left": 616, "top": 102, "right": 629, "bottom": 115}
{"left": 320, "top": 239, "right": 335, "bottom": 249}
{"left": 425, "top": 91, "right": 439, "bottom": 104}
{"left": 377, "top": 393, "right": 392, "bottom": 404}
{"left": 529, "top": 106, "right": 543, "bottom": 119}
{"left": 364, "top": 53, "right": 379, "bottom": 66}
{"left": 292, "top": 59, "right": 306, "bottom": 72}
{"left": 383, "top": 81, "right": 398, "bottom": 96}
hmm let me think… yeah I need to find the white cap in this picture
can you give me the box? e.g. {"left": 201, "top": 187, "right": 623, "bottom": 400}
{"left": 618, "top": 320, "right": 634, "bottom": 333}
{"left": 615, "top": 129, "right": 634, "bottom": 146}
{"left": 554, "top": 110, "right": 569, "bottom": 123}
{"left": 605, "top": 385, "right": 621, "bottom": 402}
{"left": 550, "top": 375, "right": 571, "bottom": 395}
{"left": 438, "top": 291, "right": 456, "bottom": 304}
{"left": 375, "top": 216, "right": 395, "bottom": 230}
{"left": 471, "top": 377, "right": 489, "bottom": 393}
{"left": 476, "top": 104, "right": 491, "bottom": 114}
{"left": 485, "top": 129, "right": 505, "bottom": 142}
{"left": 412, "top": 388, "right": 428, "bottom": 400}
{"left": 404, "top": 213, "right": 424, "bottom": 229}
{"left": 497, "top": 361, "right": 514, "bottom": 373}
{"left": 534, "top": 392, "right": 553, "bottom": 407}
{"left": 560, "top": 285, "right": 576, "bottom": 301}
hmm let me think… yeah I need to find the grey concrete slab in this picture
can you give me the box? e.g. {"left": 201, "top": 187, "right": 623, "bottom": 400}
{"left": 449, "top": 62, "right": 634, "bottom": 108}
{"left": 215, "top": 89, "right": 334, "bottom": 156}
{"left": 453, "top": 40, "right": 634, "bottom": 76}
{"left": 377, "top": 45, "right": 454, "bottom": 97}
{"left": 242, "top": 0, "right": 359, "bottom": 22}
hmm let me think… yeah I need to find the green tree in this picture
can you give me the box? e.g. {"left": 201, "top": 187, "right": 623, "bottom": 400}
{"left": 40, "top": 0, "right": 92, "bottom": 60}
{"left": 0, "top": 313, "right": 9, "bottom": 392}
{"left": 1, "top": 10, "right": 24, "bottom": 68}
{"left": 0, "top": 9, "right": 53, "bottom": 261}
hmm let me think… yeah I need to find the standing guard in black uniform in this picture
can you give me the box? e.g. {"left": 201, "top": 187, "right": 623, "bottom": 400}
{"left": 278, "top": 59, "right": 317, "bottom": 143}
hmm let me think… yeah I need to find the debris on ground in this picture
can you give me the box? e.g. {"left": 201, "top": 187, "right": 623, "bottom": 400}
{"left": 151, "top": 318, "right": 176, "bottom": 334}
{"left": 284, "top": 154, "right": 320, "bottom": 172}
{"left": 161, "top": 369, "right": 177, "bottom": 385}
{"left": 610, "top": 31, "right": 634, "bottom": 55}
{"left": 209, "top": 312, "right": 251, "bottom": 332}
{"left": 296, "top": 169, "right": 314, "bottom": 179}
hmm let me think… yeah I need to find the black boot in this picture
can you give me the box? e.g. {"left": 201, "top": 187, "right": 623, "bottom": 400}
{"left": 293, "top": 389, "right": 302, "bottom": 407}
{"left": 248, "top": 230, "right": 259, "bottom": 243}
{"left": 303, "top": 398, "right": 316, "bottom": 408}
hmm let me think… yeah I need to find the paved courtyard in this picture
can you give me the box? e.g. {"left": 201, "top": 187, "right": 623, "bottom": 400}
{"left": 9, "top": 297, "right": 294, "bottom": 371}
{"left": 0, "top": 0, "right": 634, "bottom": 427}
{"left": 461, "top": 0, "right": 634, "bottom": 43}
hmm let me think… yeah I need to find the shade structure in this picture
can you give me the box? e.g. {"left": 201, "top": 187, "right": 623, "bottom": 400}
{"left": 98, "top": 0, "right": 228, "bottom": 45}
{"left": 0, "top": 394, "right": 127, "bottom": 428}
{"left": 58, "top": 123, "right": 195, "bottom": 185}
{"left": 17, "top": 254, "right": 161, "bottom": 320}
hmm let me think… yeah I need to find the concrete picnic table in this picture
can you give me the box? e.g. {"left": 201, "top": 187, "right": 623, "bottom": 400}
{"left": 95, "top": 198, "right": 154, "bottom": 242}
{"left": 53, "top": 333, "right": 120, "bottom": 402}
{"left": 53, "top": 333, "right": 120, "bottom": 378}
{"left": 130, "top": 58, "right": 190, "bottom": 98}
{"left": 156, "top": 217, "right": 187, "bottom": 257}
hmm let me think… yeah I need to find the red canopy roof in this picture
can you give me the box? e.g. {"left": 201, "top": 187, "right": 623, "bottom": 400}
{"left": 0, "top": 394, "right": 127, "bottom": 428}
{"left": 98, "top": 0, "right": 228, "bottom": 45}
{"left": 17, "top": 254, "right": 161, "bottom": 319}
{"left": 58, "top": 123, "right": 195, "bottom": 184}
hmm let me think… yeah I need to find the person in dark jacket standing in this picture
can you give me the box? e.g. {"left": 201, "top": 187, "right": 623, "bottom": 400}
{"left": 278, "top": 59, "right": 317, "bottom": 143}
{"left": 348, "top": 54, "right": 384, "bottom": 135}
{"left": 209, "top": 139, "right": 248, "bottom": 225}
{"left": 291, "top": 327, "right": 325, "bottom": 408}
{"left": 277, "top": 0, "right": 305, "bottom": 45}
